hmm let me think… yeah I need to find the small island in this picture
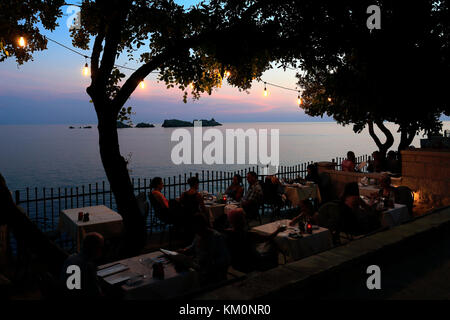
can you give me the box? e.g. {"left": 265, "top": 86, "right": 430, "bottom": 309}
{"left": 135, "top": 122, "right": 155, "bottom": 128}
{"left": 69, "top": 125, "right": 92, "bottom": 129}
{"left": 161, "top": 118, "right": 222, "bottom": 128}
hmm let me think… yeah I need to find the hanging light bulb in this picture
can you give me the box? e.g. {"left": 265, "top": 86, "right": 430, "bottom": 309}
{"left": 189, "top": 82, "right": 194, "bottom": 89}
{"left": 263, "top": 82, "right": 268, "bottom": 97}
{"left": 139, "top": 80, "right": 145, "bottom": 89}
{"left": 327, "top": 97, "right": 332, "bottom": 102}
{"left": 18, "top": 36, "right": 26, "bottom": 47}
{"left": 83, "top": 62, "right": 89, "bottom": 76}
{"left": 225, "top": 70, "right": 230, "bottom": 77}
{"left": 297, "top": 94, "right": 303, "bottom": 106}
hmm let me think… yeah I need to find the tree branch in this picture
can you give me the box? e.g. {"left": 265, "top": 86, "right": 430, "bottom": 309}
{"left": 368, "top": 121, "right": 383, "bottom": 150}
{"left": 375, "top": 120, "right": 394, "bottom": 152}
{"left": 398, "top": 125, "right": 417, "bottom": 151}
{"left": 368, "top": 120, "right": 394, "bottom": 155}
{"left": 111, "top": 35, "right": 207, "bottom": 113}
{"left": 90, "top": 29, "right": 105, "bottom": 79}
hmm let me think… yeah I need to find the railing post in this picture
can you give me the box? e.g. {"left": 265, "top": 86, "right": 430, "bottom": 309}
{"left": 15, "top": 190, "right": 20, "bottom": 204}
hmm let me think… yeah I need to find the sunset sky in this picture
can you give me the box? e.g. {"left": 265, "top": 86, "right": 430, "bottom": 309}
{"left": 0, "top": 1, "right": 332, "bottom": 125}
{"left": 1, "top": 1, "right": 447, "bottom": 125}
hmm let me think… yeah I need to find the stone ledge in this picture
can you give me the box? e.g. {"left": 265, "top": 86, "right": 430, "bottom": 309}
{"left": 194, "top": 207, "right": 450, "bottom": 300}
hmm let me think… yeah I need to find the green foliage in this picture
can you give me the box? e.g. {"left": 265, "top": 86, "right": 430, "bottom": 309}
{"left": 295, "top": 0, "right": 449, "bottom": 147}
{"left": 68, "top": 0, "right": 286, "bottom": 108}
{"left": 118, "top": 106, "right": 135, "bottom": 125}
{"left": 0, "top": 0, "right": 65, "bottom": 64}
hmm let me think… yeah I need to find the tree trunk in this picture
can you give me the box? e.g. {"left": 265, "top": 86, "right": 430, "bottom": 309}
{"left": 96, "top": 108, "right": 146, "bottom": 257}
{"left": 398, "top": 127, "right": 417, "bottom": 152}
{"left": 368, "top": 121, "right": 394, "bottom": 158}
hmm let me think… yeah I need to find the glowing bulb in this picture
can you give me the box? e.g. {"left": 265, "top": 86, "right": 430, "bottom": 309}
{"left": 18, "top": 37, "right": 26, "bottom": 47}
{"left": 189, "top": 82, "right": 194, "bottom": 89}
{"left": 139, "top": 81, "right": 145, "bottom": 89}
{"left": 225, "top": 71, "right": 230, "bottom": 77}
{"left": 297, "top": 96, "right": 303, "bottom": 106}
{"left": 263, "top": 82, "right": 268, "bottom": 97}
{"left": 327, "top": 97, "right": 332, "bottom": 102}
{"left": 83, "top": 63, "right": 89, "bottom": 76}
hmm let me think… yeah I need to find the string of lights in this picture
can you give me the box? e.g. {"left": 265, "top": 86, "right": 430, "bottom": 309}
{"left": 18, "top": 35, "right": 317, "bottom": 106}
{"left": 45, "top": 36, "right": 158, "bottom": 82}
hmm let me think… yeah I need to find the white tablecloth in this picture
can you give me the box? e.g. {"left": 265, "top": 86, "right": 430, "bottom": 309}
{"left": 252, "top": 219, "right": 333, "bottom": 261}
{"left": 204, "top": 202, "right": 226, "bottom": 225}
{"left": 205, "top": 202, "right": 242, "bottom": 226}
{"left": 97, "top": 251, "right": 199, "bottom": 300}
{"left": 359, "top": 185, "right": 380, "bottom": 197}
{"left": 284, "top": 184, "right": 321, "bottom": 206}
{"left": 58, "top": 205, "right": 124, "bottom": 251}
{"left": 224, "top": 203, "right": 240, "bottom": 215}
{"left": 381, "top": 203, "right": 410, "bottom": 228}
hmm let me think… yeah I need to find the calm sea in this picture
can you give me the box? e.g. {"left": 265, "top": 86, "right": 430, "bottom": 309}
{"left": 1, "top": 121, "right": 448, "bottom": 191}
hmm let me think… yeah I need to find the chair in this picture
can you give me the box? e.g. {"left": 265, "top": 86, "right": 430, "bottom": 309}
{"left": 317, "top": 201, "right": 342, "bottom": 245}
{"left": 37, "top": 272, "right": 63, "bottom": 299}
{"left": 261, "top": 178, "right": 283, "bottom": 221}
{"left": 136, "top": 192, "right": 150, "bottom": 230}
{"left": 317, "top": 172, "right": 332, "bottom": 205}
{"left": 394, "top": 186, "right": 414, "bottom": 216}
{"left": 243, "top": 204, "right": 262, "bottom": 227}
{"left": 148, "top": 192, "right": 174, "bottom": 246}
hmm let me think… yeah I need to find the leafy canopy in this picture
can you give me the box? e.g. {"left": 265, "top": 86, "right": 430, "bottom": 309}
{"left": 0, "top": 0, "right": 65, "bottom": 63}
{"left": 296, "top": 0, "right": 450, "bottom": 137}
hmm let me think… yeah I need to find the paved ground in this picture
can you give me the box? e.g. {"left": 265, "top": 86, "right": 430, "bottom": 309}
{"left": 385, "top": 236, "right": 450, "bottom": 299}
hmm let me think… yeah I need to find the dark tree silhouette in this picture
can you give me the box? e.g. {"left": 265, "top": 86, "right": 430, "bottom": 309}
{"left": 0, "top": 174, "right": 68, "bottom": 277}
{"left": 293, "top": 0, "right": 450, "bottom": 154}
{"left": 3, "top": 0, "right": 448, "bottom": 256}
{"left": 0, "top": 0, "right": 64, "bottom": 63}
{"left": 69, "top": 0, "right": 292, "bottom": 254}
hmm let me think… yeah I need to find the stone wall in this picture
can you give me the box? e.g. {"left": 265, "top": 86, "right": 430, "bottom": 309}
{"left": 401, "top": 149, "right": 450, "bottom": 207}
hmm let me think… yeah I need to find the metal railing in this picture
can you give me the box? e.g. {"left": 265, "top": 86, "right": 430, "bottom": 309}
{"left": 13, "top": 155, "right": 369, "bottom": 235}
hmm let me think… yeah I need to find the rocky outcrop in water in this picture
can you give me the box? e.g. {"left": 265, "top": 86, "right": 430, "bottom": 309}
{"left": 161, "top": 118, "right": 222, "bottom": 127}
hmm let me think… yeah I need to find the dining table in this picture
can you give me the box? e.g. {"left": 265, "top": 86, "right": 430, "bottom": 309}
{"left": 283, "top": 183, "right": 322, "bottom": 207}
{"left": 360, "top": 196, "right": 410, "bottom": 228}
{"left": 252, "top": 219, "right": 333, "bottom": 261}
{"left": 358, "top": 184, "right": 381, "bottom": 197}
{"left": 59, "top": 205, "right": 124, "bottom": 252}
{"left": 379, "top": 203, "right": 410, "bottom": 228}
{"left": 97, "top": 250, "right": 199, "bottom": 300}
{"left": 204, "top": 200, "right": 226, "bottom": 225}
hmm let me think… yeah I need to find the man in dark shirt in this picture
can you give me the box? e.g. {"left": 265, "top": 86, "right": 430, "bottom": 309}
{"left": 241, "top": 171, "right": 263, "bottom": 220}
{"left": 60, "top": 232, "right": 104, "bottom": 298}
{"left": 178, "top": 214, "right": 230, "bottom": 285}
